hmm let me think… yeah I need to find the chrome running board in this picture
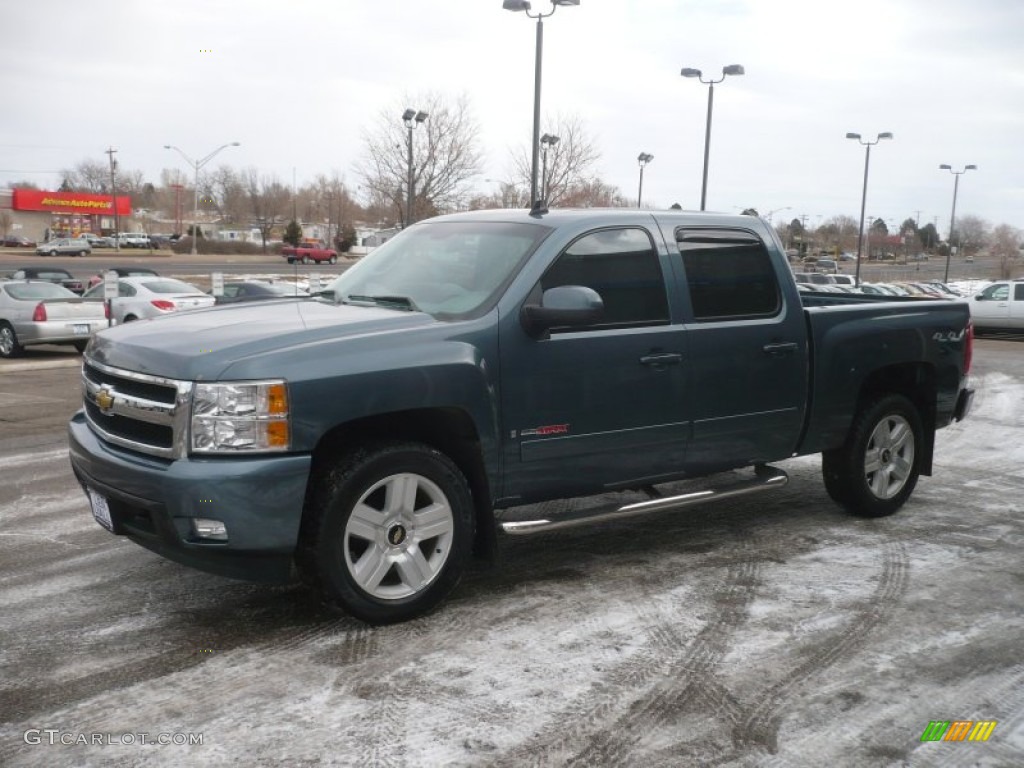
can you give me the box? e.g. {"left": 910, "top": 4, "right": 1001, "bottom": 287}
{"left": 500, "top": 465, "right": 788, "bottom": 536}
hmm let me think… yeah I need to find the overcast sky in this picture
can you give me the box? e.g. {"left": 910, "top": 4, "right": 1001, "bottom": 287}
{"left": 1, "top": 0, "right": 1021, "bottom": 235}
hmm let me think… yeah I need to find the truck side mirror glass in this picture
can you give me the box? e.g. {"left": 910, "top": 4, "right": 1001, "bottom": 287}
{"left": 520, "top": 285, "right": 604, "bottom": 338}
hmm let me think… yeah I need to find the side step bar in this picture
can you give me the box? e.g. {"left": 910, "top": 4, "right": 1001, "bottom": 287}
{"left": 500, "top": 465, "right": 788, "bottom": 536}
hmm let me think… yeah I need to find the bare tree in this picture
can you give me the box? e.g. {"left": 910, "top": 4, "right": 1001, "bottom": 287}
{"left": 355, "top": 93, "right": 484, "bottom": 226}
{"left": 952, "top": 214, "right": 990, "bottom": 255}
{"left": 510, "top": 114, "right": 602, "bottom": 207}
{"left": 991, "top": 223, "right": 1022, "bottom": 278}
{"left": 559, "top": 178, "right": 630, "bottom": 208}
{"left": 60, "top": 160, "right": 111, "bottom": 193}
{"left": 244, "top": 169, "right": 291, "bottom": 252}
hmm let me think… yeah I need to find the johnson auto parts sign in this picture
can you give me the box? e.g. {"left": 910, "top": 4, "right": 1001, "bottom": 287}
{"left": 12, "top": 189, "right": 132, "bottom": 216}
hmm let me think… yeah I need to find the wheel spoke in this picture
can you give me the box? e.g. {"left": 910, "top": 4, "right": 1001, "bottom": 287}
{"left": 864, "top": 447, "right": 883, "bottom": 474}
{"left": 347, "top": 503, "right": 382, "bottom": 542}
{"left": 868, "top": 468, "right": 889, "bottom": 497}
{"left": 352, "top": 546, "right": 392, "bottom": 591}
{"left": 890, "top": 455, "right": 912, "bottom": 483}
{"left": 890, "top": 422, "right": 912, "bottom": 452}
{"left": 395, "top": 546, "right": 435, "bottom": 590}
{"left": 384, "top": 474, "right": 418, "bottom": 516}
{"left": 414, "top": 502, "right": 453, "bottom": 540}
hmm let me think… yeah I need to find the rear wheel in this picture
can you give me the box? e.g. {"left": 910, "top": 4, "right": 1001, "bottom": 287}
{"left": 123, "top": 314, "right": 138, "bottom": 323}
{"left": 822, "top": 394, "right": 923, "bottom": 518}
{"left": 0, "top": 322, "right": 24, "bottom": 358}
{"left": 298, "top": 441, "right": 474, "bottom": 624}
{"left": 329, "top": 255, "right": 338, "bottom": 265}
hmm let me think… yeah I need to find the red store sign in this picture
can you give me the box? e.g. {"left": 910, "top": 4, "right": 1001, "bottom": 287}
{"left": 12, "top": 189, "right": 132, "bottom": 216}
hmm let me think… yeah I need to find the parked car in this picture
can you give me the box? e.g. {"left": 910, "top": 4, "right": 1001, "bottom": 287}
{"left": 80, "top": 233, "right": 115, "bottom": 248}
{"left": 831, "top": 275, "right": 856, "bottom": 287}
{"left": 35, "top": 238, "right": 92, "bottom": 257}
{"left": 82, "top": 276, "right": 214, "bottom": 323}
{"left": 969, "top": 279, "right": 1024, "bottom": 332}
{"left": 213, "top": 280, "right": 309, "bottom": 305}
{"left": 3, "top": 235, "right": 36, "bottom": 248}
{"left": 6, "top": 267, "right": 85, "bottom": 294}
{"left": 0, "top": 280, "right": 106, "bottom": 357}
{"left": 816, "top": 258, "right": 839, "bottom": 274}
{"left": 87, "top": 267, "right": 160, "bottom": 289}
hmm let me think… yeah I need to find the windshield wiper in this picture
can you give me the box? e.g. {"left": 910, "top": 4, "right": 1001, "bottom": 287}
{"left": 344, "top": 294, "right": 420, "bottom": 311}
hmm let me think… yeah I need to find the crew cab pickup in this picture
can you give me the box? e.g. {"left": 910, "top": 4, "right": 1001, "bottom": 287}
{"left": 281, "top": 242, "right": 339, "bottom": 264}
{"left": 68, "top": 209, "right": 974, "bottom": 624}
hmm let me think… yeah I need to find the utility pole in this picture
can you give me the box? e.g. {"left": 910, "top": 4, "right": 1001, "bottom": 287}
{"left": 105, "top": 146, "right": 120, "bottom": 252}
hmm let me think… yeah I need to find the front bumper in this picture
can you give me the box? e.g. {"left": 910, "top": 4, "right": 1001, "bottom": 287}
{"left": 68, "top": 410, "right": 312, "bottom": 583}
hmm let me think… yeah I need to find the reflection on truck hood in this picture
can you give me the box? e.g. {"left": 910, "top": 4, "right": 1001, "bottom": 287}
{"left": 87, "top": 299, "right": 436, "bottom": 380}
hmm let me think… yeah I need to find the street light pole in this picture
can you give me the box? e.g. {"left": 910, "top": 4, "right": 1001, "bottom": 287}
{"left": 503, "top": 0, "right": 580, "bottom": 209}
{"left": 403, "top": 108, "right": 428, "bottom": 226}
{"left": 105, "top": 146, "right": 121, "bottom": 252}
{"left": 540, "top": 133, "right": 559, "bottom": 203}
{"left": 164, "top": 142, "right": 241, "bottom": 255}
{"left": 845, "top": 132, "right": 893, "bottom": 286}
{"left": 681, "top": 64, "right": 744, "bottom": 211}
{"left": 938, "top": 164, "right": 977, "bottom": 283}
{"left": 637, "top": 152, "right": 653, "bottom": 207}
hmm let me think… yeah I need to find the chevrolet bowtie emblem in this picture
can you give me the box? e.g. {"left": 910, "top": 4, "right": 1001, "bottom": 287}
{"left": 95, "top": 387, "right": 116, "bottom": 413}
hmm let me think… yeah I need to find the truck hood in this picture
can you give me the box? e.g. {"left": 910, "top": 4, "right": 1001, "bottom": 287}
{"left": 86, "top": 299, "right": 436, "bottom": 380}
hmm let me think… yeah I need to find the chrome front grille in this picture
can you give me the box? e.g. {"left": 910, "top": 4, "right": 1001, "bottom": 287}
{"left": 82, "top": 360, "right": 194, "bottom": 459}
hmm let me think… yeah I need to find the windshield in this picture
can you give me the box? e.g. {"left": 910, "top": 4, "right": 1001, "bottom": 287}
{"left": 324, "top": 221, "right": 549, "bottom": 319}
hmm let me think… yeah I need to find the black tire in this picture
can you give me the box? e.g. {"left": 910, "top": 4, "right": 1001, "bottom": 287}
{"left": 329, "top": 255, "right": 337, "bottom": 265}
{"left": 73, "top": 340, "right": 88, "bottom": 353}
{"left": 287, "top": 257, "right": 295, "bottom": 265}
{"left": 297, "top": 441, "right": 475, "bottom": 624}
{"left": 123, "top": 314, "right": 138, "bottom": 323}
{"left": 48, "top": 249, "right": 58, "bottom": 257}
{"left": 0, "top": 322, "right": 24, "bottom": 358}
{"left": 822, "top": 394, "right": 923, "bottom": 518}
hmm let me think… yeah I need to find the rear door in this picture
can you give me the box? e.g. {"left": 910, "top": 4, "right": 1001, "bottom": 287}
{"left": 671, "top": 226, "right": 809, "bottom": 472}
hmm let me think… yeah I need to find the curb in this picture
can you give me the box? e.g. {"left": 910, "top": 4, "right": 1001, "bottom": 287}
{"left": 0, "top": 358, "right": 82, "bottom": 373}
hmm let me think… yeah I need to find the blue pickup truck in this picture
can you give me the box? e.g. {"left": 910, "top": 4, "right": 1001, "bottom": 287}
{"left": 69, "top": 209, "right": 974, "bottom": 623}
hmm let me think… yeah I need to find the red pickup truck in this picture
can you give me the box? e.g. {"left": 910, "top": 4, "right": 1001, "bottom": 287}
{"left": 281, "top": 242, "right": 339, "bottom": 265}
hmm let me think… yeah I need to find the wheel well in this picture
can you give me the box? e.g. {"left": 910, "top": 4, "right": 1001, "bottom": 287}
{"left": 307, "top": 408, "right": 496, "bottom": 561}
{"left": 857, "top": 363, "right": 936, "bottom": 474}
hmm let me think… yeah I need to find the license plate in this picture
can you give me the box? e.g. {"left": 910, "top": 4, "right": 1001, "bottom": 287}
{"left": 87, "top": 488, "right": 113, "bottom": 531}
{"left": 73, "top": 324, "right": 90, "bottom": 335}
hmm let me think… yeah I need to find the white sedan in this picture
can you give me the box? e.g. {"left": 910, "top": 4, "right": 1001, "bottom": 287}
{"left": 82, "top": 276, "right": 215, "bottom": 323}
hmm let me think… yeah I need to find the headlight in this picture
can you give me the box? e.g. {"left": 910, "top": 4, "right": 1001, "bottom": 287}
{"left": 190, "top": 380, "right": 290, "bottom": 453}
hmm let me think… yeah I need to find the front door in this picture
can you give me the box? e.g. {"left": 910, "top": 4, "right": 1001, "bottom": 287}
{"left": 499, "top": 226, "right": 689, "bottom": 503}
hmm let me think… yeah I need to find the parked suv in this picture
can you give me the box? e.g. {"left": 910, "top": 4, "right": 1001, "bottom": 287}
{"left": 116, "top": 233, "right": 152, "bottom": 249}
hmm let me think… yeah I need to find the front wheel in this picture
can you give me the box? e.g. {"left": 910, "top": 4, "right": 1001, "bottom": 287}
{"left": 298, "top": 441, "right": 475, "bottom": 624}
{"left": 329, "top": 255, "right": 338, "bottom": 265}
{"left": 49, "top": 250, "right": 58, "bottom": 257}
{"left": 822, "top": 394, "right": 923, "bottom": 518}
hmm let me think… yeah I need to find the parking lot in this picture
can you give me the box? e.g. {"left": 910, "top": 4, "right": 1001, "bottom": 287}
{"left": 0, "top": 338, "right": 1021, "bottom": 767}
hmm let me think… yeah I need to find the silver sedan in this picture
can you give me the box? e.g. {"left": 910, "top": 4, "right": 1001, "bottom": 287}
{"left": 0, "top": 280, "right": 107, "bottom": 357}
{"left": 82, "top": 276, "right": 215, "bottom": 323}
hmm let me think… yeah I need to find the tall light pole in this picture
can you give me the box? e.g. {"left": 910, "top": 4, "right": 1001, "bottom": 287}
{"left": 637, "top": 152, "right": 653, "bottom": 208}
{"left": 403, "top": 108, "right": 428, "bottom": 226}
{"left": 503, "top": 0, "right": 580, "bottom": 208}
{"left": 939, "top": 164, "right": 977, "bottom": 283}
{"left": 764, "top": 206, "right": 791, "bottom": 227}
{"left": 164, "top": 142, "right": 240, "bottom": 255}
{"left": 104, "top": 147, "right": 121, "bottom": 252}
{"left": 845, "top": 132, "right": 892, "bottom": 286}
{"left": 540, "top": 133, "right": 559, "bottom": 203}
{"left": 681, "top": 64, "right": 744, "bottom": 211}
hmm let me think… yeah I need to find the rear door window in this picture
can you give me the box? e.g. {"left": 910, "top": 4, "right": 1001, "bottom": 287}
{"left": 675, "top": 229, "right": 781, "bottom": 321}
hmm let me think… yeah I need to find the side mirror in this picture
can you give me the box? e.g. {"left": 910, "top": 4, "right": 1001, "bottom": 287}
{"left": 520, "top": 285, "right": 604, "bottom": 338}
{"left": 974, "top": 294, "right": 983, "bottom": 301}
